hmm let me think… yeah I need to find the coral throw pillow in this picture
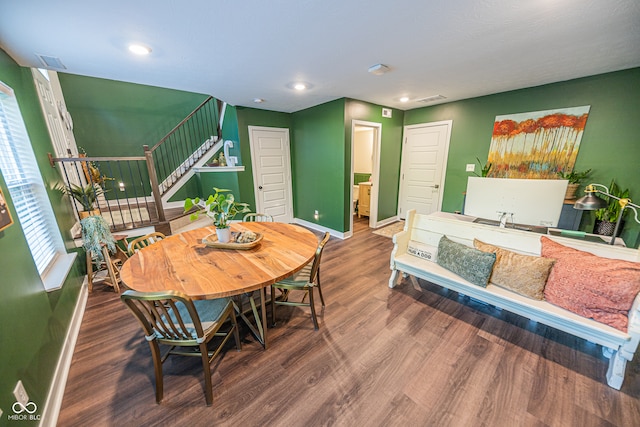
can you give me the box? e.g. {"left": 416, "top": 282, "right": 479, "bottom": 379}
{"left": 541, "top": 236, "right": 640, "bottom": 331}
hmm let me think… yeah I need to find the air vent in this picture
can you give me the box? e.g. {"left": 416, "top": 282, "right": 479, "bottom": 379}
{"left": 417, "top": 95, "right": 446, "bottom": 103}
{"left": 36, "top": 54, "right": 67, "bottom": 70}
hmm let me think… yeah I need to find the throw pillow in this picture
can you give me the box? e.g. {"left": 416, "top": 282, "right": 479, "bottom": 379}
{"left": 541, "top": 236, "right": 640, "bottom": 332}
{"left": 474, "top": 239, "right": 555, "bottom": 300}
{"left": 437, "top": 236, "right": 496, "bottom": 287}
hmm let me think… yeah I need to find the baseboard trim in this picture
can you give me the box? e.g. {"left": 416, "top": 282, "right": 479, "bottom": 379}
{"left": 40, "top": 281, "right": 89, "bottom": 427}
{"left": 292, "top": 218, "right": 346, "bottom": 239}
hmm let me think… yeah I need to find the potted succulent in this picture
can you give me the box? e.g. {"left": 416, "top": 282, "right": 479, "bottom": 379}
{"left": 557, "top": 168, "right": 592, "bottom": 200}
{"left": 184, "top": 187, "right": 250, "bottom": 243}
{"left": 56, "top": 182, "right": 105, "bottom": 218}
{"left": 593, "top": 180, "right": 630, "bottom": 236}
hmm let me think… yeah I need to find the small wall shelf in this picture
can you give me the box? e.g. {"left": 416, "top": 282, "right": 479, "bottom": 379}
{"left": 193, "top": 166, "right": 245, "bottom": 173}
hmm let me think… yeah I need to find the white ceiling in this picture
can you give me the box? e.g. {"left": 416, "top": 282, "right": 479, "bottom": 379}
{"left": 1, "top": 1, "right": 638, "bottom": 113}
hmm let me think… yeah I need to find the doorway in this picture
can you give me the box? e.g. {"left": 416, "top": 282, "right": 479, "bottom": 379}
{"left": 350, "top": 120, "right": 381, "bottom": 232}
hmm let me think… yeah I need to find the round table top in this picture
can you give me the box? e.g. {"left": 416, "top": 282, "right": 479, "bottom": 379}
{"left": 120, "top": 222, "right": 318, "bottom": 299}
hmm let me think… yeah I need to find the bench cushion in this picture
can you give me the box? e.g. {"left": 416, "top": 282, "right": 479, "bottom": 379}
{"left": 437, "top": 236, "right": 496, "bottom": 287}
{"left": 474, "top": 239, "right": 555, "bottom": 300}
{"left": 541, "top": 236, "right": 640, "bottom": 332}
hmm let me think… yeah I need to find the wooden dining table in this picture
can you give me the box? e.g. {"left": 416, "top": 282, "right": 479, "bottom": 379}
{"left": 119, "top": 222, "right": 319, "bottom": 348}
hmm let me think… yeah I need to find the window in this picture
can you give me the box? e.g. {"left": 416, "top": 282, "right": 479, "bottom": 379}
{"left": 0, "top": 80, "right": 74, "bottom": 291}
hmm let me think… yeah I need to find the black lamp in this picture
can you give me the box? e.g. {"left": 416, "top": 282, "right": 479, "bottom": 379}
{"left": 573, "top": 183, "right": 640, "bottom": 245}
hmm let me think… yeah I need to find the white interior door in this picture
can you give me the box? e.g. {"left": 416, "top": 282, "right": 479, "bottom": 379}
{"left": 31, "top": 68, "right": 78, "bottom": 159}
{"left": 249, "top": 126, "right": 294, "bottom": 223}
{"left": 398, "top": 121, "right": 452, "bottom": 218}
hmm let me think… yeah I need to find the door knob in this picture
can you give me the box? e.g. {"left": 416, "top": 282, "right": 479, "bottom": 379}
{"left": 258, "top": 186, "right": 263, "bottom": 190}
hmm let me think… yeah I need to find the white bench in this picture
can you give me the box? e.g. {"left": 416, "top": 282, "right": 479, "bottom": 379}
{"left": 389, "top": 209, "right": 640, "bottom": 390}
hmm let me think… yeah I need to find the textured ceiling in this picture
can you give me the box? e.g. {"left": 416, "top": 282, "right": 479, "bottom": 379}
{"left": 1, "top": 0, "right": 638, "bottom": 113}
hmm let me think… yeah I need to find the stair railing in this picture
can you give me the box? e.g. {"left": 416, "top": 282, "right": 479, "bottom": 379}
{"left": 144, "top": 96, "right": 221, "bottom": 196}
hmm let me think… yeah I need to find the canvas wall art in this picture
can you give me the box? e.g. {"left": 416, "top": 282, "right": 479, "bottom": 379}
{"left": 487, "top": 106, "right": 590, "bottom": 179}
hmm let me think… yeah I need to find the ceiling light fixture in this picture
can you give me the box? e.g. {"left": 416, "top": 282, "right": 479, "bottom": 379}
{"left": 368, "top": 64, "right": 390, "bottom": 76}
{"left": 399, "top": 96, "right": 410, "bottom": 103}
{"left": 287, "top": 81, "right": 313, "bottom": 91}
{"left": 253, "top": 98, "right": 265, "bottom": 103}
{"left": 128, "top": 44, "right": 152, "bottom": 55}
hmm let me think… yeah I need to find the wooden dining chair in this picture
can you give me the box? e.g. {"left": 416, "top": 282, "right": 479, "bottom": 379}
{"left": 242, "top": 213, "right": 274, "bottom": 222}
{"left": 121, "top": 290, "right": 241, "bottom": 406}
{"left": 127, "top": 231, "right": 166, "bottom": 256}
{"left": 270, "top": 232, "right": 330, "bottom": 330}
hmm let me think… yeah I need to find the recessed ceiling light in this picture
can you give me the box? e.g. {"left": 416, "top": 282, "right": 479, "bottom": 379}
{"left": 253, "top": 98, "right": 265, "bottom": 103}
{"left": 287, "top": 81, "right": 313, "bottom": 91}
{"left": 128, "top": 44, "right": 152, "bottom": 55}
{"left": 399, "top": 96, "right": 410, "bottom": 103}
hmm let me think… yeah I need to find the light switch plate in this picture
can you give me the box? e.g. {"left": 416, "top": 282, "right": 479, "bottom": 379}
{"left": 466, "top": 163, "right": 475, "bottom": 172}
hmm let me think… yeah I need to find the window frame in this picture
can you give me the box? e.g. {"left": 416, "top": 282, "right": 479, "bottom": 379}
{"left": 0, "top": 80, "right": 75, "bottom": 291}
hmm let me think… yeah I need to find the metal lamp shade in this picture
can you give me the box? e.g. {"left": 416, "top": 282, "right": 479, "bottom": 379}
{"left": 573, "top": 193, "right": 608, "bottom": 210}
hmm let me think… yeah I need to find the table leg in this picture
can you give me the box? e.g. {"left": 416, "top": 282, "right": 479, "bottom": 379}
{"left": 236, "top": 288, "right": 268, "bottom": 349}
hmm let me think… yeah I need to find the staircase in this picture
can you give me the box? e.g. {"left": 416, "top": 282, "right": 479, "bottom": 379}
{"left": 50, "top": 96, "right": 226, "bottom": 235}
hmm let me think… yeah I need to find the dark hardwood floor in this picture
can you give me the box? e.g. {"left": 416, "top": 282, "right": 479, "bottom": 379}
{"left": 58, "top": 216, "right": 640, "bottom": 426}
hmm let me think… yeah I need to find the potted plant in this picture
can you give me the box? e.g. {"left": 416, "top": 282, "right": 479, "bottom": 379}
{"left": 184, "top": 187, "right": 250, "bottom": 243}
{"left": 56, "top": 182, "right": 105, "bottom": 218}
{"left": 472, "top": 157, "right": 492, "bottom": 177}
{"left": 557, "top": 168, "right": 592, "bottom": 200}
{"left": 593, "top": 180, "right": 630, "bottom": 236}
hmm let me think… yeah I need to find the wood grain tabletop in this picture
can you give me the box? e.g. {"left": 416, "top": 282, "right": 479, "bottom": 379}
{"left": 120, "top": 222, "right": 318, "bottom": 299}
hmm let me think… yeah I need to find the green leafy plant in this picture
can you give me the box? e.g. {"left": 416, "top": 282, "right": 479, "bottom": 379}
{"left": 56, "top": 182, "right": 105, "bottom": 211}
{"left": 80, "top": 215, "right": 116, "bottom": 262}
{"left": 184, "top": 187, "right": 250, "bottom": 229}
{"left": 594, "top": 180, "right": 631, "bottom": 223}
{"left": 472, "top": 157, "right": 492, "bottom": 177}
{"left": 557, "top": 168, "right": 592, "bottom": 184}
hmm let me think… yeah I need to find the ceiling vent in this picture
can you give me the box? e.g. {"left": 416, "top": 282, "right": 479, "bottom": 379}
{"left": 36, "top": 54, "right": 67, "bottom": 70}
{"left": 417, "top": 95, "right": 446, "bottom": 103}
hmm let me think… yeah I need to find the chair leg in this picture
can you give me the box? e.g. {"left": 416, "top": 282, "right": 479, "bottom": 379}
{"left": 308, "top": 288, "right": 319, "bottom": 330}
{"left": 270, "top": 285, "right": 277, "bottom": 327}
{"left": 317, "top": 282, "right": 325, "bottom": 307}
{"left": 200, "top": 342, "right": 214, "bottom": 406}
{"left": 230, "top": 308, "right": 241, "bottom": 352}
{"left": 148, "top": 341, "right": 164, "bottom": 404}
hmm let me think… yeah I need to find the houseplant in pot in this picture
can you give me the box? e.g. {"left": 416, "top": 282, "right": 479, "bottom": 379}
{"left": 184, "top": 187, "right": 250, "bottom": 243}
{"left": 56, "top": 182, "right": 105, "bottom": 218}
{"left": 593, "top": 180, "right": 630, "bottom": 236}
{"left": 557, "top": 168, "right": 592, "bottom": 200}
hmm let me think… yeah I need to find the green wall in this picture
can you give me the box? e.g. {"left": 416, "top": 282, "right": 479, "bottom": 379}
{"left": 0, "top": 50, "right": 85, "bottom": 424}
{"left": 291, "top": 100, "right": 347, "bottom": 230}
{"left": 404, "top": 68, "right": 640, "bottom": 247}
{"left": 58, "top": 74, "right": 209, "bottom": 157}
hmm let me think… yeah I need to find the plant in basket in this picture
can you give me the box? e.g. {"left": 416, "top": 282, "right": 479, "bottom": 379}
{"left": 184, "top": 187, "right": 250, "bottom": 243}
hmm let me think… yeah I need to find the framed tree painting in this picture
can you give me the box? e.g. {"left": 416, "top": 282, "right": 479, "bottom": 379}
{"left": 487, "top": 106, "right": 591, "bottom": 179}
{"left": 0, "top": 187, "right": 13, "bottom": 231}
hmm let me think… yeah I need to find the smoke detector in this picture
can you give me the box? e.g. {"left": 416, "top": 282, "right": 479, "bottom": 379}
{"left": 368, "top": 64, "right": 391, "bottom": 76}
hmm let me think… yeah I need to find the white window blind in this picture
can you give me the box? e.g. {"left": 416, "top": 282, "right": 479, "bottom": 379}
{"left": 0, "top": 81, "right": 67, "bottom": 284}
